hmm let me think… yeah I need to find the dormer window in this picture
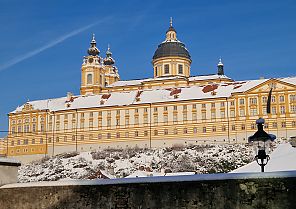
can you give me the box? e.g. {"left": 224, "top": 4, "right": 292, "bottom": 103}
{"left": 164, "top": 64, "right": 169, "bottom": 74}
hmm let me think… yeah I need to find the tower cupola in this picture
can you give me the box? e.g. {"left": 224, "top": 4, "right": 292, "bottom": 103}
{"left": 87, "top": 34, "right": 100, "bottom": 56}
{"left": 103, "top": 45, "right": 115, "bottom": 65}
{"left": 217, "top": 58, "right": 224, "bottom": 75}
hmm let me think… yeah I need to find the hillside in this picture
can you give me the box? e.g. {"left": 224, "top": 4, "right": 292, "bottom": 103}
{"left": 18, "top": 143, "right": 259, "bottom": 183}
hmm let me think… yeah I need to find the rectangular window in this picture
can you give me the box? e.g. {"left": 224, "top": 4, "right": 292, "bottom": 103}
{"left": 202, "top": 112, "right": 206, "bottom": 120}
{"left": 231, "top": 125, "right": 236, "bottom": 131}
{"left": 290, "top": 95, "right": 296, "bottom": 102}
{"left": 230, "top": 110, "right": 235, "bottom": 117}
{"left": 116, "top": 119, "right": 120, "bottom": 126}
{"left": 107, "top": 133, "right": 111, "bottom": 139}
{"left": 155, "top": 67, "right": 158, "bottom": 76}
{"left": 271, "top": 96, "right": 276, "bottom": 103}
{"left": 89, "top": 121, "right": 93, "bottom": 128}
{"left": 280, "top": 106, "right": 285, "bottom": 114}
{"left": 164, "top": 129, "right": 168, "bottom": 135}
{"left": 192, "top": 113, "right": 197, "bottom": 121}
{"left": 174, "top": 105, "right": 177, "bottom": 111}
{"left": 164, "top": 64, "right": 169, "bottom": 74}
{"left": 281, "top": 122, "right": 286, "bottom": 128}
{"left": 220, "top": 102, "right": 225, "bottom": 107}
{"left": 164, "top": 115, "right": 168, "bottom": 124}
{"left": 212, "top": 126, "right": 216, "bottom": 132}
{"left": 230, "top": 101, "right": 235, "bottom": 106}
{"left": 262, "top": 96, "right": 267, "bottom": 104}
{"left": 250, "top": 108, "right": 257, "bottom": 116}
{"left": 154, "top": 116, "right": 158, "bottom": 124}
{"left": 193, "top": 127, "right": 197, "bottom": 133}
{"left": 173, "top": 114, "right": 177, "bottom": 123}
{"left": 192, "top": 104, "right": 196, "bottom": 109}
{"left": 183, "top": 113, "right": 187, "bottom": 121}
{"left": 239, "top": 99, "right": 244, "bottom": 105}
{"left": 263, "top": 107, "right": 267, "bottom": 115}
{"left": 125, "top": 118, "right": 129, "bottom": 126}
{"left": 89, "top": 112, "right": 93, "bottom": 118}
{"left": 249, "top": 98, "right": 257, "bottom": 105}
{"left": 178, "top": 64, "right": 183, "bottom": 74}
{"left": 164, "top": 106, "right": 168, "bottom": 111}
{"left": 279, "top": 95, "right": 284, "bottom": 102}
{"left": 211, "top": 103, "right": 215, "bottom": 108}
{"left": 272, "top": 122, "right": 277, "bottom": 128}
{"left": 135, "top": 116, "right": 139, "bottom": 125}
{"left": 272, "top": 107, "right": 277, "bottom": 114}
{"left": 239, "top": 109, "right": 245, "bottom": 116}
{"left": 144, "top": 116, "right": 148, "bottom": 124}
{"left": 202, "top": 127, "right": 206, "bottom": 133}
{"left": 107, "top": 119, "right": 111, "bottom": 127}
{"left": 202, "top": 104, "right": 206, "bottom": 108}
{"left": 183, "top": 128, "right": 188, "bottom": 134}
{"left": 221, "top": 111, "right": 225, "bottom": 118}
{"left": 241, "top": 124, "right": 245, "bottom": 130}
{"left": 116, "top": 132, "right": 120, "bottom": 138}
{"left": 291, "top": 105, "right": 296, "bottom": 113}
{"left": 211, "top": 111, "right": 216, "bottom": 119}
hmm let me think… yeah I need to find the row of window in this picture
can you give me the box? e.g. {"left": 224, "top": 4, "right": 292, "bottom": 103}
{"left": 244, "top": 94, "right": 295, "bottom": 105}
{"left": 155, "top": 64, "right": 184, "bottom": 76}
{"left": 11, "top": 105, "right": 296, "bottom": 133}
{"left": 10, "top": 121, "right": 296, "bottom": 146}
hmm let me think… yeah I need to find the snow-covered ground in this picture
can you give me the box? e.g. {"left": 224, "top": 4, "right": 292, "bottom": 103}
{"left": 18, "top": 143, "right": 258, "bottom": 183}
{"left": 231, "top": 142, "right": 296, "bottom": 173}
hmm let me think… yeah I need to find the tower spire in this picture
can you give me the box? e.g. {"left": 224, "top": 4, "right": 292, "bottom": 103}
{"left": 170, "top": 17, "right": 173, "bottom": 27}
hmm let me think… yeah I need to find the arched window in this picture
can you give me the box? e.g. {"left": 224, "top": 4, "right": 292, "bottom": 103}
{"left": 87, "top": 74, "right": 92, "bottom": 84}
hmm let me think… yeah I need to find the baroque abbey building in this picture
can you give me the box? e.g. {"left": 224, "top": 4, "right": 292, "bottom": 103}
{"left": 1, "top": 20, "right": 296, "bottom": 162}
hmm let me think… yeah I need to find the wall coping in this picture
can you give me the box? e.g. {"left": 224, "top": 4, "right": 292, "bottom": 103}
{"left": 2, "top": 170, "right": 296, "bottom": 189}
{"left": 0, "top": 157, "right": 21, "bottom": 167}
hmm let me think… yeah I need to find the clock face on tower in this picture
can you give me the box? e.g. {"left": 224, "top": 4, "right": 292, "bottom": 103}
{"left": 88, "top": 58, "right": 94, "bottom": 63}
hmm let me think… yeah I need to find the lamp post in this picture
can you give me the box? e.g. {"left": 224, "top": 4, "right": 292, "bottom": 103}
{"left": 248, "top": 118, "right": 276, "bottom": 172}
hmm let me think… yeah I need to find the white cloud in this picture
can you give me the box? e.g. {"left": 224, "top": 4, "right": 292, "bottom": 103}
{"left": 0, "top": 17, "right": 111, "bottom": 72}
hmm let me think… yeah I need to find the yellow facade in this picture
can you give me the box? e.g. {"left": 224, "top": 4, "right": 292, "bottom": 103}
{"left": 1, "top": 20, "right": 296, "bottom": 163}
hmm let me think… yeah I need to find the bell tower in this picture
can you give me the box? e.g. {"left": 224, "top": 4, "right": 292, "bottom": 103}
{"left": 103, "top": 45, "right": 120, "bottom": 86}
{"left": 80, "top": 34, "right": 106, "bottom": 95}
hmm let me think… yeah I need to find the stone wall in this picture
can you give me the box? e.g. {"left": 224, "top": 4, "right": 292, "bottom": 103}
{"left": 0, "top": 157, "right": 21, "bottom": 186}
{"left": 0, "top": 171, "right": 296, "bottom": 209}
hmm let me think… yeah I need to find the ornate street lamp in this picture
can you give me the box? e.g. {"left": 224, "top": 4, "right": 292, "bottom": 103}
{"left": 248, "top": 118, "right": 276, "bottom": 172}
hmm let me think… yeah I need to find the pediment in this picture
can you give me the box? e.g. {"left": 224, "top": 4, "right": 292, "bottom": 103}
{"left": 247, "top": 79, "right": 296, "bottom": 94}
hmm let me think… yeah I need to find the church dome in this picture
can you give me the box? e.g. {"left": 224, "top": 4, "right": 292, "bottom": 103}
{"left": 152, "top": 41, "right": 191, "bottom": 60}
{"left": 152, "top": 18, "right": 191, "bottom": 61}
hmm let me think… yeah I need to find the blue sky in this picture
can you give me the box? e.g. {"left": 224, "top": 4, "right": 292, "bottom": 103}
{"left": 0, "top": 0, "right": 295, "bottom": 136}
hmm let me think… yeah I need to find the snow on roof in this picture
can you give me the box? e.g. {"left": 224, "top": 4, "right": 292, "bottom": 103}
{"left": 232, "top": 79, "right": 268, "bottom": 93}
{"left": 280, "top": 76, "right": 296, "bottom": 86}
{"left": 230, "top": 143, "right": 296, "bottom": 173}
{"left": 10, "top": 76, "right": 294, "bottom": 113}
{"left": 188, "top": 74, "right": 231, "bottom": 81}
